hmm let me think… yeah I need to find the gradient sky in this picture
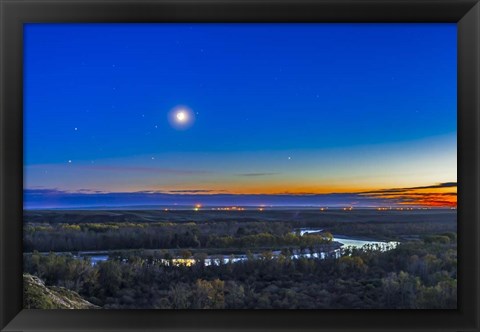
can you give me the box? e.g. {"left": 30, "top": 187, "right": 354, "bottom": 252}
{"left": 24, "top": 23, "right": 457, "bottom": 208}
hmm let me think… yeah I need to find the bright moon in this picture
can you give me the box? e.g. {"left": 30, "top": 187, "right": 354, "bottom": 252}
{"left": 176, "top": 111, "right": 187, "bottom": 122}
{"left": 168, "top": 106, "right": 195, "bottom": 129}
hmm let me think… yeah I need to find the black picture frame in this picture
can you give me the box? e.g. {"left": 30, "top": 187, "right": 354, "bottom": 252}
{"left": 1, "top": 0, "right": 479, "bottom": 331}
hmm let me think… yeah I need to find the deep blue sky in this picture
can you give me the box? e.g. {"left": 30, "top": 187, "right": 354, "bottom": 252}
{"left": 24, "top": 23, "right": 457, "bottom": 208}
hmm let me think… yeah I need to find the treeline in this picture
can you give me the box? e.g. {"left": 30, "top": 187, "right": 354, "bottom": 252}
{"left": 317, "top": 220, "right": 457, "bottom": 241}
{"left": 24, "top": 221, "right": 332, "bottom": 252}
{"left": 24, "top": 210, "right": 457, "bottom": 253}
{"left": 23, "top": 214, "right": 457, "bottom": 253}
{"left": 24, "top": 235, "right": 457, "bottom": 309}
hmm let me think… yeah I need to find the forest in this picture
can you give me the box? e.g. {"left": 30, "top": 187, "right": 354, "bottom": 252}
{"left": 23, "top": 209, "right": 457, "bottom": 309}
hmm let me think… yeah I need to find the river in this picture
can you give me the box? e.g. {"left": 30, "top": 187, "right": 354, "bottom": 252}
{"left": 65, "top": 228, "right": 398, "bottom": 266}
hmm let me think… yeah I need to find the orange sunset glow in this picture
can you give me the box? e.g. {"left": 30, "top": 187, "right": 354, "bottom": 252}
{"left": 360, "top": 183, "right": 457, "bottom": 207}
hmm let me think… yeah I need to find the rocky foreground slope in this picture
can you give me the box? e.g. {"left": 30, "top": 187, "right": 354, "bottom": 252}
{"left": 23, "top": 273, "right": 99, "bottom": 309}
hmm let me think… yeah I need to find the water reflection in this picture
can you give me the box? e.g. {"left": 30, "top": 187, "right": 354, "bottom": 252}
{"left": 71, "top": 228, "right": 399, "bottom": 267}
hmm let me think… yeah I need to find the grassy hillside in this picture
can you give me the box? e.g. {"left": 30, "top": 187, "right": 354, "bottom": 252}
{"left": 23, "top": 273, "right": 99, "bottom": 309}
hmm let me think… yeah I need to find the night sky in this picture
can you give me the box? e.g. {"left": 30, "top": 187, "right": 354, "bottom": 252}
{"left": 24, "top": 23, "right": 457, "bottom": 208}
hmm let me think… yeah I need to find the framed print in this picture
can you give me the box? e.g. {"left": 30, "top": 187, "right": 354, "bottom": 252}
{"left": 1, "top": 0, "right": 479, "bottom": 331}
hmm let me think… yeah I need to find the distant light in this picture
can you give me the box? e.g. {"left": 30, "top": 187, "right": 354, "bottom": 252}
{"left": 68, "top": 160, "right": 72, "bottom": 163}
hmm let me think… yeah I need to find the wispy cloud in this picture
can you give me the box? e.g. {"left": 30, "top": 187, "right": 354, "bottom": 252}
{"left": 135, "top": 189, "right": 227, "bottom": 194}
{"left": 360, "top": 182, "right": 457, "bottom": 207}
{"left": 165, "top": 189, "right": 228, "bottom": 193}
{"left": 237, "top": 172, "right": 278, "bottom": 177}
{"left": 373, "top": 192, "right": 456, "bottom": 197}
{"left": 77, "top": 165, "right": 210, "bottom": 175}
{"left": 408, "top": 182, "right": 457, "bottom": 189}
{"left": 362, "top": 182, "right": 457, "bottom": 195}
{"left": 24, "top": 188, "right": 66, "bottom": 195}
{"left": 24, "top": 188, "right": 108, "bottom": 195}
{"left": 76, "top": 189, "right": 110, "bottom": 194}
{"left": 24, "top": 188, "right": 228, "bottom": 195}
